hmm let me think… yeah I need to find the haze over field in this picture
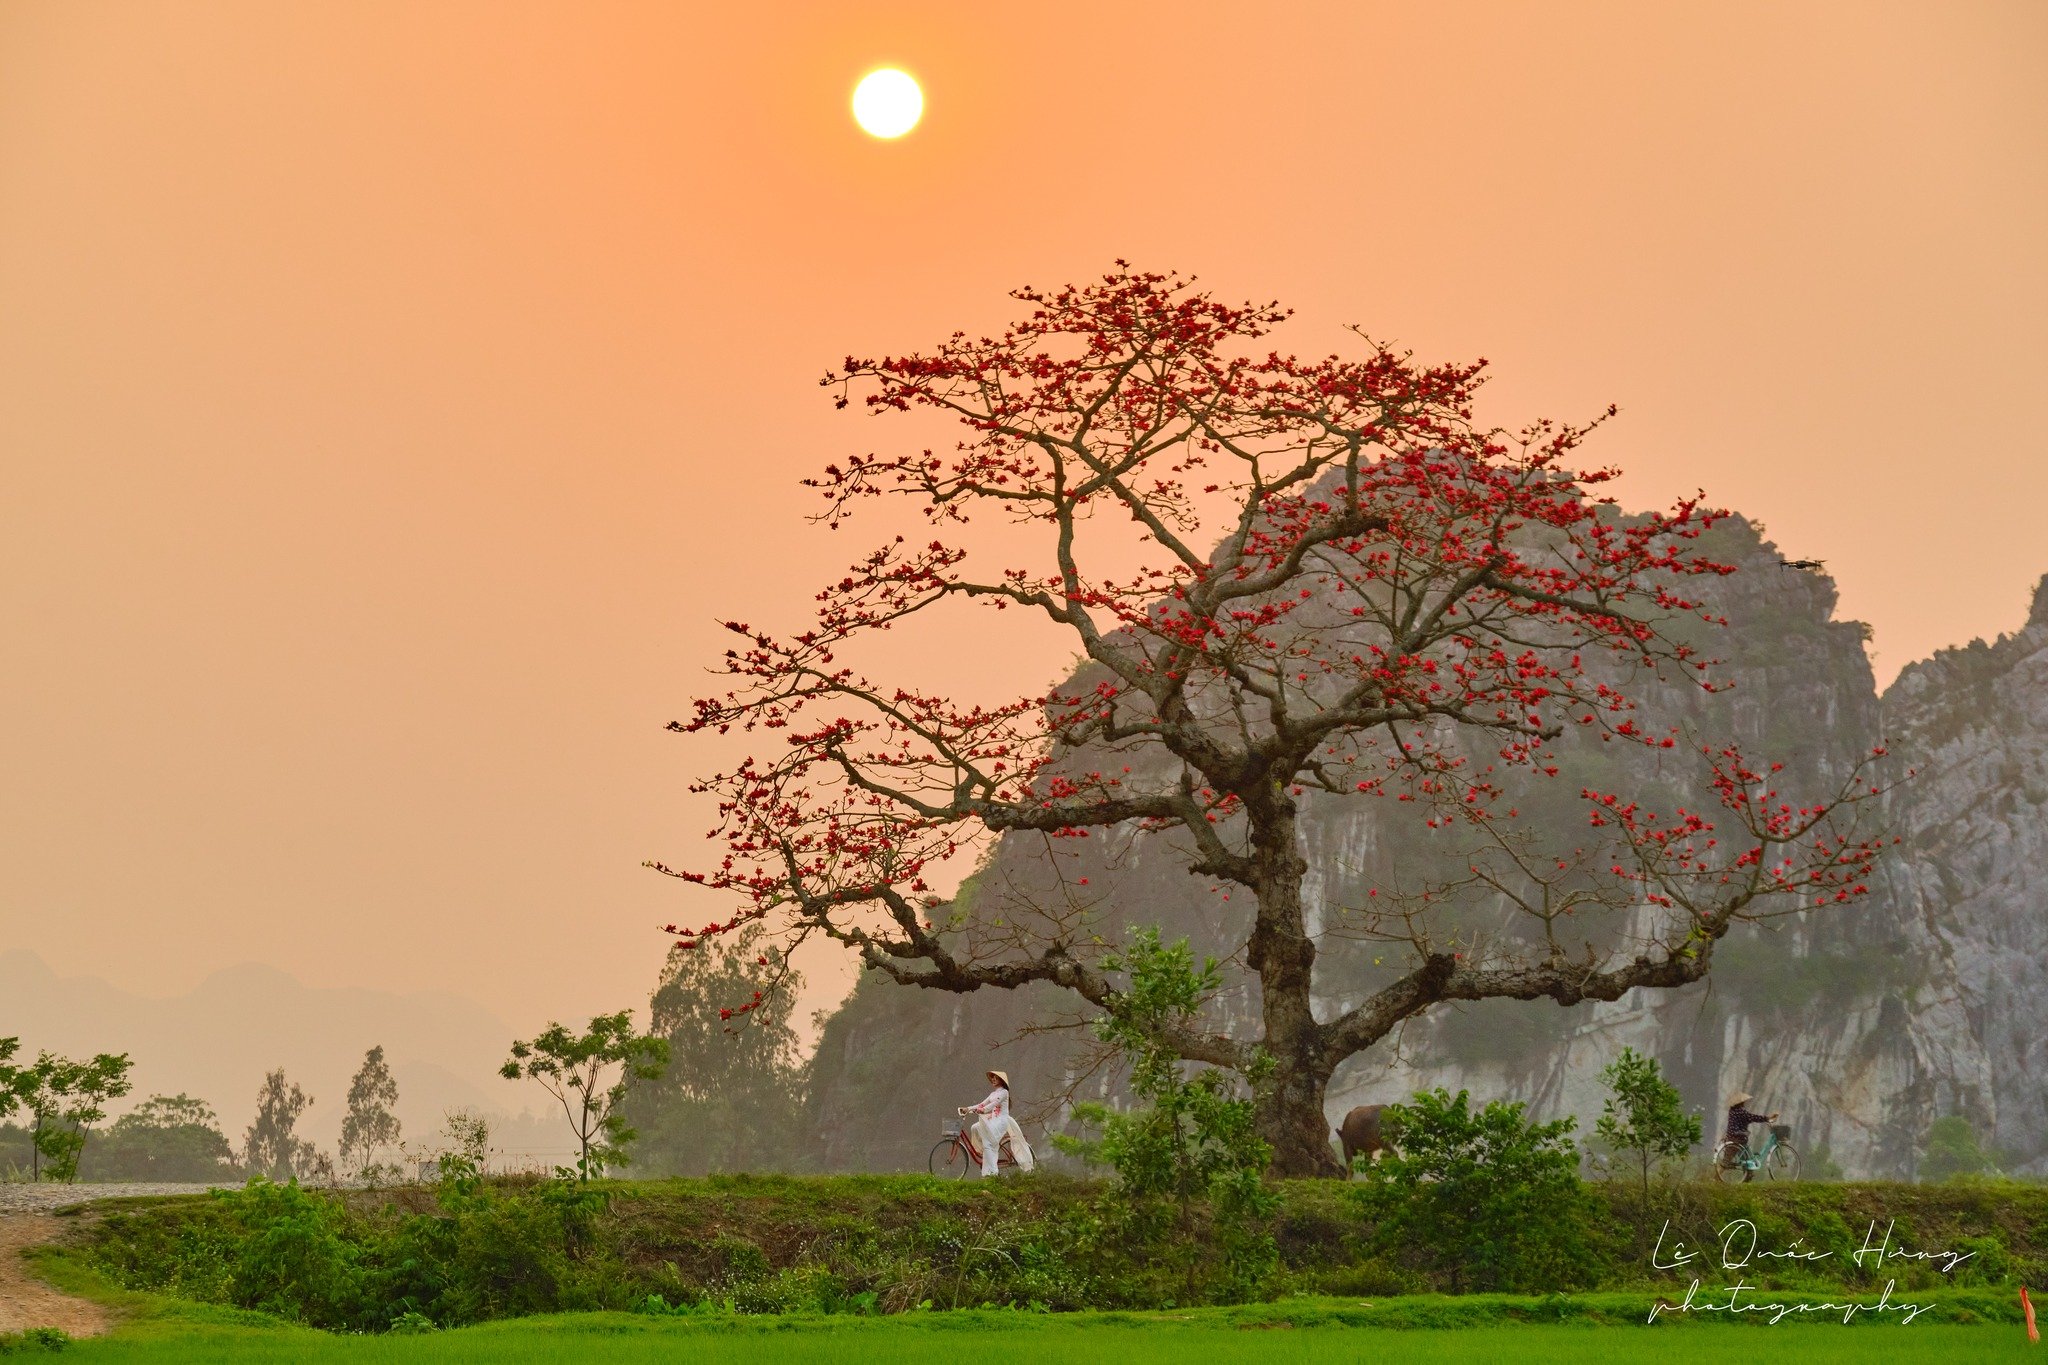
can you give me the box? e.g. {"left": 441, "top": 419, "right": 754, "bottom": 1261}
{"left": 3, "top": 1, "right": 2044, "bottom": 1037}
{"left": 0, "top": 949, "right": 575, "bottom": 1163}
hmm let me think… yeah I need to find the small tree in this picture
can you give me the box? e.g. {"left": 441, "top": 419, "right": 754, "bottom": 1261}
{"left": 4, "top": 1049, "right": 133, "bottom": 1182}
{"left": 441, "top": 1108, "right": 492, "bottom": 1166}
{"left": 1054, "top": 927, "right": 1280, "bottom": 1299}
{"left": 0, "top": 1037, "right": 19, "bottom": 1105}
{"left": 1356, "top": 1088, "right": 1597, "bottom": 1292}
{"left": 1921, "top": 1115, "right": 1999, "bottom": 1181}
{"left": 339, "top": 1045, "right": 403, "bottom": 1182}
{"left": 1593, "top": 1047, "right": 1699, "bottom": 1198}
{"left": 0, "top": 1038, "right": 25, "bottom": 1165}
{"left": 501, "top": 1011, "right": 669, "bottom": 1180}
{"left": 244, "top": 1068, "right": 327, "bottom": 1182}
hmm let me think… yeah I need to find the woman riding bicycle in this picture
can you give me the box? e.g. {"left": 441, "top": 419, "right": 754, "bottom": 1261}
{"left": 959, "top": 1069, "right": 1035, "bottom": 1177}
{"left": 1722, "top": 1090, "right": 1778, "bottom": 1159}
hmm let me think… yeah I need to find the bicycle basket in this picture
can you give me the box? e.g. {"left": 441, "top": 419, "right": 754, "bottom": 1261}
{"left": 942, "top": 1121, "right": 963, "bottom": 1138}
{"left": 1771, "top": 1124, "right": 1792, "bottom": 1141}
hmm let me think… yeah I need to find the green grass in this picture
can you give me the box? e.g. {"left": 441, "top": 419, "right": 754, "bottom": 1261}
{"left": 18, "top": 1249, "right": 2040, "bottom": 1364}
{"left": 30, "top": 1311, "right": 2044, "bottom": 1364}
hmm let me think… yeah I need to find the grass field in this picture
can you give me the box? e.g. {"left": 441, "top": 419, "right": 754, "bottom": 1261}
{"left": 15, "top": 1252, "right": 2040, "bottom": 1364}
{"left": 30, "top": 1309, "right": 2042, "bottom": 1364}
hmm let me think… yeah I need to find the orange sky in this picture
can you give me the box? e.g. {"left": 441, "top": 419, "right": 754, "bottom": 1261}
{"left": 4, "top": 2, "right": 2045, "bottom": 1033}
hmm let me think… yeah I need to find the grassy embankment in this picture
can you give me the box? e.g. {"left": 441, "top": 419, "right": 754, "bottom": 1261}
{"left": 8, "top": 1174, "right": 2038, "bottom": 1359}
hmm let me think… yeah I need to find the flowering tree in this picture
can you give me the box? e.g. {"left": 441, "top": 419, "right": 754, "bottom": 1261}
{"left": 662, "top": 266, "right": 1894, "bottom": 1176}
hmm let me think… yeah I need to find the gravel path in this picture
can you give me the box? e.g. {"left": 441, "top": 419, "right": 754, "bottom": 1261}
{"left": 0, "top": 1182, "right": 231, "bottom": 1216}
{"left": 0, "top": 1183, "right": 232, "bottom": 1337}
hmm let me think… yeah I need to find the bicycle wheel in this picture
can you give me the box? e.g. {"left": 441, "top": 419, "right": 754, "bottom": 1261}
{"left": 1712, "top": 1140, "right": 1753, "bottom": 1184}
{"left": 928, "top": 1137, "right": 975, "bottom": 1179}
{"left": 1765, "top": 1143, "right": 1800, "bottom": 1181}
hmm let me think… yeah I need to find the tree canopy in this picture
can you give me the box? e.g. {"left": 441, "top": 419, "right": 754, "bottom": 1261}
{"left": 663, "top": 266, "right": 1895, "bottom": 1174}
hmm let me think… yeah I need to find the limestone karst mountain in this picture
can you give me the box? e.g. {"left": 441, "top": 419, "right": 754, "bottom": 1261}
{"left": 805, "top": 516, "right": 2048, "bottom": 1179}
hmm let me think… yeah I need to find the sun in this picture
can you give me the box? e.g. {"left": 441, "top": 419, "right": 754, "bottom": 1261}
{"left": 852, "top": 68, "right": 922, "bottom": 139}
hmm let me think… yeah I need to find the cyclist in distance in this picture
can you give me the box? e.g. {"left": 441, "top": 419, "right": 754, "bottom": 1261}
{"left": 1722, "top": 1090, "right": 1779, "bottom": 1162}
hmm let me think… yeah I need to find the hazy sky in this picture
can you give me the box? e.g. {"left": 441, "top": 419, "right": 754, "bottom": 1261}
{"left": 4, "top": 2, "right": 2044, "bottom": 1035}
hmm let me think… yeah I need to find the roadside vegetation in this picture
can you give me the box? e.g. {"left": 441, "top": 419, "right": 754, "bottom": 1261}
{"left": 58, "top": 1173, "right": 2047, "bottom": 1335}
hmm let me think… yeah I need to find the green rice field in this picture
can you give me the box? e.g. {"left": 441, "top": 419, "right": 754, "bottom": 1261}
{"left": 17, "top": 1255, "right": 2038, "bottom": 1365}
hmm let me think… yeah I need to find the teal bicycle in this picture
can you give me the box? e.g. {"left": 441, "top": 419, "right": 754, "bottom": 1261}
{"left": 1714, "top": 1122, "right": 1800, "bottom": 1183}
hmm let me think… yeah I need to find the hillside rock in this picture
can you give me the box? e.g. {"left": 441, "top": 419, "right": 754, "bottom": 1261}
{"left": 808, "top": 525, "right": 2045, "bottom": 1179}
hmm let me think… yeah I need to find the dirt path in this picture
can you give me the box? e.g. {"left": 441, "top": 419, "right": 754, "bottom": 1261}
{"left": 0, "top": 1213, "right": 109, "bottom": 1338}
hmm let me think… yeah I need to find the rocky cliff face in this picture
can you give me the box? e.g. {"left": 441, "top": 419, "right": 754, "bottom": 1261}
{"left": 808, "top": 519, "right": 2048, "bottom": 1179}
{"left": 1878, "top": 577, "right": 2048, "bottom": 1173}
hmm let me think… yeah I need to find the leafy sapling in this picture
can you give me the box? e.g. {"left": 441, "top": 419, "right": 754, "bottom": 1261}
{"left": 501, "top": 1011, "right": 669, "bottom": 1180}
{"left": 1594, "top": 1046, "right": 1700, "bottom": 1198}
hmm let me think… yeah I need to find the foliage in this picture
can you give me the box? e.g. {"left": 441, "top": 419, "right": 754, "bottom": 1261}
{"left": 76, "top": 1173, "right": 2048, "bottom": 1332}
{"left": 340, "top": 1046, "right": 403, "bottom": 1182}
{"left": 625, "top": 923, "right": 811, "bottom": 1176}
{"left": 1712, "top": 930, "right": 1921, "bottom": 1017}
{"left": 87, "top": 1094, "right": 240, "bottom": 1182}
{"left": 0, "top": 1040, "right": 133, "bottom": 1181}
{"left": 0, "top": 1328, "right": 70, "bottom": 1355}
{"left": 1803, "top": 1142, "right": 1846, "bottom": 1182}
{"left": 242, "top": 1069, "right": 330, "bottom": 1183}
{"left": 1593, "top": 1048, "right": 1699, "bottom": 1197}
{"left": 1053, "top": 927, "right": 1279, "bottom": 1299}
{"left": 1354, "top": 1089, "right": 1601, "bottom": 1293}
{"left": 440, "top": 1109, "right": 493, "bottom": 1167}
{"left": 662, "top": 266, "right": 1898, "bottom": 1176}
{"left": 502, "top": 1012, "right": 669, "bottom": 1179}
{"left": 1922, "top": 1116, "right": 2001, "bottom": 1181}
{"left": 86, "top": 1172, "right": 618, "bottom": 1332}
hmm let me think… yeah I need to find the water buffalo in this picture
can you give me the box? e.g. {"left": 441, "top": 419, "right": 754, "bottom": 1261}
{"left": 1336, "top": 1104, "right": 1389, "bottom": 1174}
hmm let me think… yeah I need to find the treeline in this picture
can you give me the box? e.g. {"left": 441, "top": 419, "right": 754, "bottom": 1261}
{"left": 608, "top": 923, "right": 2017, "bottom": 1186}
{"left": 1, "top": 1036, "right": 420, "bottom": 1185}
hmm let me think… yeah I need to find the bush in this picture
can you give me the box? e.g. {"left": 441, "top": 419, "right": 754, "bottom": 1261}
{"left": 1354, "top": 1088, "right": 1602, "bottom": 1292}
{"left": 227, "top": 1179, "right": 363, "bottom": 1325}
{"left": 1922, "top": 1115, "right": 2000, "bottom": 1181}
{"left": 89, "top": 1171, "right": 624, "bottom": 1332}
{"left": 79, "top": 1171, "right": 2048, "bottom": 1325}
{"left": 1054, "top": 927, "right": 1280, "bottom": 1302}
{"left": 0, "top": 1329, "right": 70, "bottom": 1356}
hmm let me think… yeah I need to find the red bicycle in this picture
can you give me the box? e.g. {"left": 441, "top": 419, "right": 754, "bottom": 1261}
{"left": 928, "top": 1116, "right": 1019, "bottom": 1179}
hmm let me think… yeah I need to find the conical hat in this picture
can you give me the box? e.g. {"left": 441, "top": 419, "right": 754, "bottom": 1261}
{"left": 1728, "top": 1091, "right": 1752, "bottom": 1107}
{"left": 987, "top": 1070, "right": 1010, "bottom": 1088}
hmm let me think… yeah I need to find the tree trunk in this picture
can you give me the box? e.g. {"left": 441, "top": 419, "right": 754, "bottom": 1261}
{"left": 1260, "top": 1057, "right": 1344, "bottom": 1178}
{"left": 1244, "top": 789, "right": 1345, "bottom": 1178}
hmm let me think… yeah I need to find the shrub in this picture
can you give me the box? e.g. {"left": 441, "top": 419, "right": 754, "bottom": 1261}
{"left": 1922, "top": 1115, "right": 2000, "bottom": 1181}
{"left": 224, "top": 1180, "right": 364, "bottom": 1326}
{"left": 0, "top": 1329, "right": 71, "bottom": 1356}
{"left": 1354, "top": 1088, "right": 1602, "bottom": 1292}
{"left": 1054, "top": 927, "right": 1280, "bottom": 1302}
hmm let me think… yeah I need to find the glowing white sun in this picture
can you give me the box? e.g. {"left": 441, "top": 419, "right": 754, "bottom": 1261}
{"left": 852, "top": 68, "right": 922, "bottom": 138}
